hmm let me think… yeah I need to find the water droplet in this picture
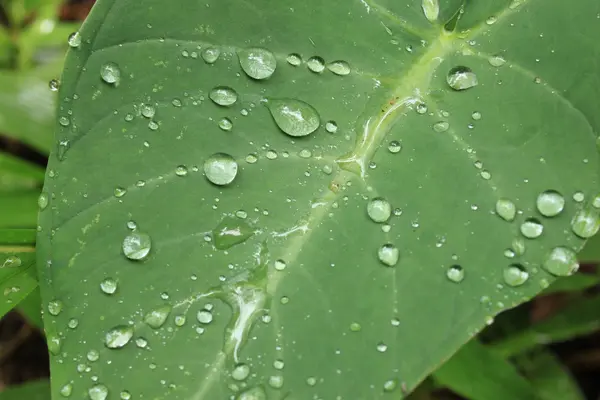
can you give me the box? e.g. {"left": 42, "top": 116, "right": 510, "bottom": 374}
{"left": 48, "top": 299, "right": 63, "bottom": 316}
{"left": 68, "top": 318, "right": 79, "bottom": 329}
{"left": 141, "top": 104, "right": 155, "bottom": 118}
{"left": 433, "top": 121, "right": 449, "bottom": 132}
{"left": 486, "top": 15, "right": 498, "bottom": 25}
{"left": 488, "top": 55, "right": 506, "bottom": 67}
{"left": 135, "top": 337, "right": 148, "bottom": 348}
{"left": 573, "top": 192, "right": 585, "bottom": 202}
{"left": 383, "top": 379, "right": 398, "bottom": 392}
{"left": 174, "top": 165, "right": 188, "bottom": 177}
{"left": 232, "top": 363, "right": 251, "bottom": 381}
{"left": 350, "top": 322, "right": 362, "bottom": 332}
{"left": 47, "top": 335, "right": 61, "bottom": 355}
{"left": 120, "top": 391, "right": 131, "bottom": 400}
{"left": 416, "top": 103, "right": 428, "bottom": 114}
{"left": 268, "top": 375, "right": 284, "bottom": 389}
{"left": 446, "top": 265, "right": 465, "bottom": 283}
{"left": 520, "top": 218, "right": 543, "bottom": 239}
{"left": 88, "top": 384, "right": 108, "bottom": 400}
{"left": 503, "top": 264, "right": 529, "bottom": 287}
{"left": 327, "top": 60, "right": 351, "bottom": 76}
{"left": 67, "top": 31, "right": 81, "bottom": 48}
{"left": 87, "top": 349, "right": 100, "bottom": 362}
{"left": 209, "top": 86, "right": 238, "bottom": 107}
{"left": 472, "top": 111, "right": 482, "bottom": 120}
{"left": 306, "top": 377, "right": 317, "bottom": 387}
{"left": 512, "top": 238, "right": 526, "bottom": 255}
{"left": 536, "top": 190, "right": 564, "bottom": 217}
{"left": 197, "top": 309, "right": 213, "bottom": 324}
{"left": 204, "top": 153, "right": 238, "bottom": 186}
{"left": 571, "top": 208, "right": 600, "bottom": 238}
{"left": 49, "top": 79, "right": 60, "bottom": 91}
{"left": 122, "top": 231, "right": 152, "bottom": 260}
{"left": 422, "top": 0, "right": 439, "bottom": 22}
{"left": 267, "top": 98, "right": 320, "bottom": 137}
{"left": 144, "top": 305, "right": 171, "bottom": 329}
{"left": 238, "top": 48, "right": 277, "bottom": 80}
{"left": 60, "top": 383, "right": 73, "bottom": 397}
{"left": 325, "top": 121, "right": 338, "bottom": 133}
{"left": 245, "top": 153, "right": 258, "bottom": 164}
{"left": 388, "top": 141, "right": 402, "bottom": 153}
{"left": 174, "top": 315, "right": 186, "bottom": 326}
{"left": 274, "top": 259, "right": 287, "bottom": 271}
{"left": 447, "top": 66, "right": 478, "bottom": 91}
{"left": 2, "top": 255, "right": 21, "bottom": 268}
{"left": 307, "top": 56, "right": 325, "bottom": 73}
{"left": 543, "top": 247, "right": 579, "bottom": 276}
{"left": 237, "top": 387, "right": 267, "bottom": 399}
{"left": 367, "top": 198, "right": 392, "bottom": 223}
{"left": 376, "top": 342, "right": 388, "bottom": 352}
{"left": 105, "top": 325, "right": 134, "bottom": 348}
{"left": 38, "top": 192, "right": 49, "bottom": 210}
{"left": 496, "top": 199, "right": 516, "bottom": 221}
{"left": 213, "top": 216, "right": 254, "bottom": 250}
{"left": 114, "top": 187, "right": 126, "bottom": 198}
{"left": 266, "top": 150, "right": 278, "bottom": 160}
{"left": 100, "top": 62, "right": 121, "bottom": 85}
{"left": 201, "top": 47, "right": 220, "bottom": 64}
{"left": 378, "top": 244, "right": 399, "bottom": 267}
{"left": 219, "top": 117, "right": 233, "bottom": 131}
{"left": 58, "top": 116, "right": 70, "bottom": 126}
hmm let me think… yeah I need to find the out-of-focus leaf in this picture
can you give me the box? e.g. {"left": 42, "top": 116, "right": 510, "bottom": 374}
{"left": 433, "top": 339, "right": 538, "bottom": 400}
{"left": 0, "top": 379, "right": 50, "bottom": 400}
{"left": 0, "top": 27, "right": 13, "bottom": 68}
{"left": 577, "top": 234, "right": 600, "bottom": 262}
{"left": 0, "top": 190, "right": 40, "bottom": 228}
{"left": 0, "top": 252, "right": 38, "bottom": 319}
{"left": 522, "top": 350, "right": 584, "bottom": 400}
{"left": 543, "top": 273, "right": 599, "bottom": 294}
{"left": 0, "top": 228, "right": 36, "bottom": 247}
{"left": 18, "top": 287, "right": 43, "bottom": 329}
{"left": 493, "top": 295, "right": 600, "bottom": 357}
{"left": 0, "top": 151, "right": 45, "bottom": 191}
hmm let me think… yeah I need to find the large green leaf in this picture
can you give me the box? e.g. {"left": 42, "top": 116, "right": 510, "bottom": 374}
{"left": 37, "top": 0, "right": 600, "bottom": 398}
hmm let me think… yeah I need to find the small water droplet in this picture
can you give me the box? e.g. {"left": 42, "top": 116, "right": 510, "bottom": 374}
{"left": 472, "top": 111, "right": 482, "bottom": 120}
{"left": 307, "top": 56, "right": 325, "bottom": 73}
{"left": 520, "top": 218, "right": 543, "bottom": 239}
{"left": 48, "top": 299, "right": 63, "bottom": 316}
{"left": 88, "top": 384, "right": 108, "bottom": 400}
{"left": 68, "top": 318, "right": 79, "bottom": 329}
{"left": 237, "top": 386, "right": 267, "bottom": 399}
{"left": 495, "top": 199, "right": 516, "bottom": 221}
{"left": 350, "top": 322, "right": 362, "bottom": 332}
{"left": 327, "top": 60, "right": 351, "bottom": 76}
{"left": 376, "top": 342, "right": 388, "bottom": 352}
{"left": 447, "top": 66, "right": 478, "bottom": 91}
{"left": 273, "top": 359, "right": 285, "bottom": 370}
{"left": 325, "top": 120, "right": 338, "bottom": 133}
{"left": 267, "top": 98, "right": 320, "bottom": 137}
{"left": 536, "top": 190, "right": 564, "bottom": 217}
{"left": 486, "top": 15, "right": 498, "bottom": 25}
{"left": 367, "top": 198, "right": 392, "bottom": 223}
{"left": 286, "top": 53, "right": 302, "bottom": 66}
{"left": 219, "top": 117, "right": 233, "bottom": 131}
{"left": 204, "top": 153, "right": 238, "bottom": 186}
{"left": 100, "top": 62, "right": 121, "bottom": 85}
{"left": 201, "top": 47, "right": 220, "bottom": 64}
{"left": 377, "top": 244, "right": 399, "bottom": 267}
{"left": 209, "top": 86, "right": 238, "bottom": 107}
{"left": 446, "top": 265, "right": 465, "bottom": 283}
{"left": 573, "top": 192, "right": 585, "bottom": 202}
{"left": 58, "top": 116, "right": 70, "bottom": 126}
{"left": 105, "top": 325, "right": 134, "bottom": 349}
{"left": 213, "top": 216, "right": 254, "bottom": 250}
{"left": 268, "top": 375, "right": 284, "bottom": 389}
{"left": 38, "top": 192, "right": 49, "bottom": 210}
{"left": 87, "top": 349, "right": 100, "bottom": 362}
{"left": 174, "top": 315, "right": 186, "bottom": 326}
{"left": 135, "top": 337, "right": 148, "bottom": 348}
{"left": 416, "top": 103, "right": 428, "bottom": 114}
{"left": 114, "top": 187, "right": 126, "bottom": 198}
{"left": 503, "top": 264, "right": 529, "bottom": 287}
{"left": 383, "top": 379, "right": 398, "bottom": 392}
{"left": 122, "top": 231, "right": 152, "bottom": 260}
{"left": 433, "top": 121, "right": 449, "bottom": 132}
{"left": 67, "top": 31, "right": 81, "bottom": 48}
{"left": 488, "top": 55, "right": 506, "bottom": 67}
{"left": 144, "top": 305, "right": 172, "bottom": 329}
{"left": 141, "top": 104, "right": 155, "bottom": 118}
{"left": 49, "top": 79, "right": 60, "bottom": 91}
{"left": 274, "top": 259, "right": 287, "bottom": 271}
{"left": 571, "top": 208, "right": 600, "bottom": 238}
{"left": 238, "top": 48, "right": 277, "bottom": 80}
{"left": 197, "top": 309, "right": 213, "bottom": 324}
{"left": 306, "top": 377, "right": 317, "bottom": 387}
{"left": 543, "top": 247, "right": 579, "bottom": 276}
{"left": 175, "top": 165, "right": 188, "bottom": 177}
{"left": 60, "top": 383, "right": 73, "bottom": 397}
{"left": 232, "top": 363, "right": 251, "bottom": 381}
{"left": 388, "top": 140, "right": 402, "bottom": 153}
{"left": 47, "top": 335, "right": 61, "bottom": 355}
{"left": 120, "top": 391, "right": 131, "bottom": 400}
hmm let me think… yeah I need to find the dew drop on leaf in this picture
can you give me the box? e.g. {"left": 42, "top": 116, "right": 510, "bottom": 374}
{"left": 447, "top": 66, "right": 478, "bottom": 91}
{"left": 268, "top": 375, "right": 284, "bottom": 389}
{"left": 122, "top": 231, "right": 152, "bottom": 260}
{"left": 495, "top": 199, "right": 516, "bottom": 221}
{"left": 573, "top": 191, "right": 585, "bottom": 202}
{"left": 87, "top": 349, "right": 100, "bottom": 362}
{"left": 536, "top": 190, "right": 565, "bottom": 217}
{"left": 2, "top": 255, "right": 21, "bottom": 268}
{"left": 306, "top": 56, "right": 325, "bottom": 73}
{"left": 433, "top": 121, "right": 449, "bottom": 132}
{"left": 88, "top": 384, "right": 109, "bottom": 400}
{"left": 377, "top": 244, "right": 399, "bottom": 267}
{"left": 273, "top": 359, "right": 285, "bottom": 370}
{"left": 266, "top": 99, "right": 320, "bottom": 137}
{"left": 201, "top": 47, "right": 220, "bottom": 64}
{"left": 367, "top": 198, "right": 392, "bottom": 223}
{"left": 219, "top": 117, "right": 233, "bottom": 131}
{"left": 141, "top": 104, "right": 155, "bottom": 118}
{"left": 232, "top": 363, "right": 251, "bottom": 381}
{"left": 543, "top": 247, "right": 579, "bottom": 276}
{"left": 38, "top": 191, "right": 49, "bottom": 210}
{"left": 47, "top": 299, "right": 63, "bottom": 316}
{"left": 175, "top": 165, "right": 188, "bottom": 177}
{"left": 421, "top": 0, "right": 439, "bottom": 22}
{"left": 274, "top": 259, "right": 287, "bottom": 271}
{"left": 67, "top": 31, "right": 81, "bottom": 48}
{"left": 60, "top": 383, "right": 73, "bottom": 397}
{"left": 47, "top": 335, "right": 61, "bottom": 355}
{"left": 212, "top": 216, "right": 254, "bottom": 250}
{"left": 209, "top": 86, "right": 238, "bottom": 106}
{"left": 571, "top": 208, "right": 600, "bottom": 238}
{"left": 105, "top": 325, "right": 134, "bottom": 349}
{"left": 100, "top": 62, "right": 121, "bottom": 85}
{"left": 48, "top": 79, "right": 59, "bottom": 91}
{"left": 266, "top": 150, "right": 278, "bottom": 160}
{"left": 350, "top": 322, "right": 362, "bottom": 332}
{"left": 520, "top": 218, "right": 544, "bottom": 239}
{"left": 204, "top": 153, "right": 238, "bottom": 186}
{"left": 488, "top": 55, "right": 506, "bottom": 67}
{"left": 120, "top": 391, "right": 131, "bottom": 400}
{"left": 144, "top": 305, "right": 172, "bottom": 329}
{"left": 99, "top": 278, "right": 118, "bottom": 295}
{"left": 446, "top": 265, "right": 465, "bottom": 283}
{"left": 512, "top": 238, "right": 526, "bottom": 256}
{"left": 325, "top": 120, "right": 338, "bottom": 133}
{"left": 237, "top": 386, "right": 267, "bottom": 399}
{"left": 238, "top": 48, "right": 277, "bottom": 80}
{"left": 327, "top": 60, "right": 351, "bottom": 76}
{"left": 114, "top": 187, "right": 126, "bottom": 198}
{"left": 416, "top": 102, "right": 428, "bottom": 114}
{"left": 503, "top": 264, "right": 529, "bottom": 287}
{"left": 388, "top": 140, "right": 402, "bottom": 153}
{"left": 197, "top": 309, "right": 213, "bottom": 324}
{"left": 286, "top": 53, "right": 302, "bottom": 66}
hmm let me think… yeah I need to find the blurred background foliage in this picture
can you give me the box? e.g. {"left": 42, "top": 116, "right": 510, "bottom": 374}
{"left": 0, "top": 0, "right": 598, "bottom": 398}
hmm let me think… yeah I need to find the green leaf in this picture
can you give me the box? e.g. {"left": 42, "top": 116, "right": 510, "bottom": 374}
{"left": 37, "top": 0, "right": 600, "bottom": 398}
{"left": 18, "top": 287, "right": 43, "bottom": 329}
{"left": 0, "top": 190, "right": 40, "bottom": 228}
{"left": 543, "top": 273, "right": 599, "bottom": 294}
{"left": 0, "top": 151, "right": 45, "bottom": 191}
{"left": 577, "top": 233, "right": 600, "bottom": 262}
{"left": 521, "top": 350, "right": 584, "bottom": 400}
{"left": 433, "top": 339, "right": 537, "bottom": 400}
{"left": 0, "top": 379, "right": 50, "bottom": 400}
{"left": 0, "top": 252, "right": 38, "bottom": 319}
{"left": 493, "top": 295, "right": 600, "bottom": 357}
{"left": 0, "top": 228, "right": 37, "bottom": 246}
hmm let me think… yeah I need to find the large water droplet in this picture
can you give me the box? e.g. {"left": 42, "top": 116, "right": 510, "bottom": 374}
{"left": 210, "top": 86, "right": 238, "bottom": 106}
{"left": 88, "top": 384, "right": 108, "bottom": 400}
{"left": 202, "top": 47, "right": 220, "bottom": 64}
{"left": 122, "top": 231, "right": 152, "bottom": 260}
{"left": 447, "top": 66, "right": 478, "bottom": 91}
{"left": 536, "top": 190, "right": 565, "bottom": 217}
{"left": 388, "top": 140, "right": 402, "bottom": 153}
{"left": 213, "top": 216, "right": 254, "bottom": 250}
{"left": 571, "top": 208, "right": 600, "bottom": 238}
{"left": 219, "top": 117, "right": 233, "bottom": 131}
{"left": 60, "top": 383, "right": 73, "bottom": 397}
{"left": 197, "top": 309, "right": 213, "bottom": 324}
{"left": 543, "top": 247, "right": 579, "bottom": 276}
{"left": 237, "top": 387, "right": 267, "bottom": 400}
{"left": 38, "top": 192, "right": 49, "bottom": 210}
{"left": 446, "top": 265, "right": 465, "bottom": 283}
{"left": 267, "top": 99, "right": 320, "bottom": 137}
{"left": 204, "top": 153, "right": 238, "bottom": 186}
{"left": 306, "top": 56, "right": 325, "bottom": 73}
{"left": 367, "top": 198, "right": 392, "bottom": 223}
{"left": 144, "top": 305, "right": 171, "bottom": 329}
{"left": 327, "top": 60, "right": 351, "bottom": 76}
{"left": 286, "top": 53, "right": 302, "bottom": 66}
{"left": 67, "top": 31, "right": 81, "bottom": 48}
{"left": 503, "top": 264, "right": 529, "bottom": 287}
{"left": 496, "top": 199, "right": 516, "bottom": 221}
{"left": 378, "top": 244, "right": 399, "bottom": 267}
{"left": 48, "top": 299, "right": 63, "bottom": 316}
{"left": 520, "top": 218, "right": 543, "bottom": 239}
{"left": 422, "top": 0, "right": 439, "bottom": 22}
{"left": 232, "top": 363, "right": 251, "bottom": 381}
{"left": 100, "top": 62, "right": 121, "bottom": 85}
{"left": 238, "top": 48, "right": 277, "bottom": 80}
{"left": 105, "top": 325, "right": 134, "bottom": 348}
